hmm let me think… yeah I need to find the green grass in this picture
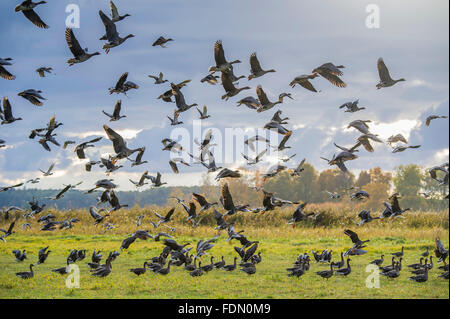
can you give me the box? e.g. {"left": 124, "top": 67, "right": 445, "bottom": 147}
{"left": 0, "top": 231, "right": 448, "bottom": 299}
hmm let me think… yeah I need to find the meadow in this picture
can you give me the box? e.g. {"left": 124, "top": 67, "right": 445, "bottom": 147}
{"left": 0, "top": 206, "right": 448, "bottom": 299}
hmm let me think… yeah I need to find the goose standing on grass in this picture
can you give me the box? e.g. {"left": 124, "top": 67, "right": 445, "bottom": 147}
{"left": 65, "top": 28, "right": 100, "bottom": 66}
{"left": 103, "top": 100, "right": 126, "bottom": 121}
{"left": 312, "top": 63, "right": 346, "bottom": 87}
{"left": 209, "top": 40, "right": 241, "bottom": 74}
{"left": 376, "top": 58, "right": 405, "bottom": 89}
{"left": 16, "top": 264, "right": 34, "bottom": 279}
{"left": 148, "top": 72, "right": 168, "bottom": 84}
{"left": 130, "top": 262, "right": 148, "bottom": 276}
{"left": 370, "top": 255, "right": 384, "bottom": 267}
{"left": 0, "top": 58, "right": 16, "bottom": 80}
{"left": 248, "top": 52, "right": 275, "bottom": 80}
{"left": 409, "top": 267, "right": 428, "bottom": 283}
{"left": 109, "top": 1, "right": 130, "bottom": 22}
{"left": 289, "top": 74, "right": 318, "bottom": 92}
{"left": 18, "top": 89, "right": 46, "bottom": 106}
{"left": 335, "top": 258, "right": 351, "bottom": 276}
{"left": 36, "top": 67, "right": 52, "bottom": 77}
{"left": 222, "top": 257, "right": 238, "bottom": 271}
{"left": 316, "top": 263, "right": 334, "bottom": 279}
{"left": 99, "top": 10, "right": 134, "bottom": 54}
{"left": 152, "top": 36, "right": 173, "bottom": 48}
{"left": 220, "top": 71, "right": 250, "bottom": 101}
{"left": 392, "top": 246, "right": 404, "bottom": 258}
{"left": 1, "top": 97, "right": 22, "bottom": 125}
{"left": 15, "top": 1, "right": 48, "bottom": 28}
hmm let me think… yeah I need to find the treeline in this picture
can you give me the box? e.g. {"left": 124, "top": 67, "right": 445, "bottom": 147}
{"left": 1, "top": 164, "right": 448, "bottom": 211}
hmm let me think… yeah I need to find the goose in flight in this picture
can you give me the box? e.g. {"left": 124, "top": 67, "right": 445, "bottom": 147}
{"left": 167, "top": 110, "right": 183, "bottom": 126}
{"left": 65, "top": 28, "right": 100, "bottom": 66}
{"left": 281, "top": 153, "right": 296, "bottom": 163}
{"left": 312, "top": 63, "right": 346, "bottom": 88}
{"left": 153, "top": 208, "right": 175, "bottom": 227}
{"left": 290, "top": 158, "right": 306, "bottom": 177}
{"left": 209, "top": 40, "right": 241, "bottom": 74}
{"left": 63, "top": 140, "right": 76, "bottom": 149}
{"left": 263, "top": 165, "right": 287, "bottom": 181}
{"left": 193, "top": 193, "right": 217, "bottom": 213}
{"left": 196, "top": 105, "right": 211, "bottom": 119}
{"left": 148, "top": 72, "right": 168, "bottom": 84}
{"left": 162, "top": 138, "right": 184, "bottom": 152}
{"left": 357, "top": 210, "right": 379, "bottom": 226}
{"left": 321, "top": 151, "right": 358, "bottom": 174}
{"left": 325, "top": 191, "right": 340, "bottom": 199}
{"left": 289, "top": 74, "right": 318, "bottom": 92}
{"left": 237, "top": 96, "right": 261, "bottom": 110}
{"left": 169, "top": 158, "right": 190, "bottom": 174}
{"left": 271, "top": 110, "right": 289, "bottom": 124}
{"left": 200, "top": 74, "right": 220, "bottom": 85}
{"left": 425, "top": 115, "right": 448, "bottom": 126}
{"left": 1, "top": 97, "right": 22, "bottom": 124}
{"left": 220, "top": 71, "right": 250, "bottom": 101}
{"left": 103, "top": 124, "right": 141, "bottom": 160}
{"left": 152, "top": 36, "right": 174, "bottom": 48}
{"left": 220, "top": 183, "right": 251, "bottom": 217}
{"left": 357, "top": 134, "right": 383, "bottom": 153}
{"left": 145, "top": 172, "right": 167, "bottom": 187}
{"left": 287, "top": 203, "right": 314, "bottom": 228}
{"left": 248, "top": 52, "right": 276, "bottom": 80}
{"left": 39, "top": 163, "right": 55, "bottom": 176}
{"left": 264, "top": 120, "right": 290, "bottom": 135}
{"left": 15, "top": 1, "right": 48, "bottom": 29}
{"left": 376, "top": 58, "right": 405, "bottom": 89}
{"left": 157, "top": 79, "right": 190, "bottom": 102}
{"left": 244, "top": 135, "right": 269, "bottom": 152}
{"left": 392, "top": 145, "right": 421, "bottom": 153}
{"left": 272, "top": 131, "right": 292, "bottom": 151}
{"left": 0, "top": 58, "right": 16, "bottom": 80}
{"left": 109, "top": 72, "right": 139, "bottom": 95}
{"left": 103, "top": 100, "right": 126, "bottom": 121}
{"left": 26, "top": 177, "right": 40, "bottom": 184}
{"left": 387, "top": 134, "right": 408, "bottom": 146}
{"left": 339, "top": 99, "right": 365, "bottom": 113}
{"left": 428, "top": 164, "right": 449, "bottom": 186}
{"left": 215, "top": 168, "right": 242, "bottom": 180}
{"left": 256, "top": 85, "right": 284, "bottom": 113}
{"left": 347, "top": 120, "right": 372, "bottom": 134}
{"left": 47, "top": 185, "right": 72, "bottom": 200}
{"left": 99, "top": 10, "right": 134, "bottom": 54}
{"left": 36, "top": 67, "right": 52, "bottom": 77}
{"left": 18, "top": 89, "right": 46, "bottom": 106}
{"left": 242, "top": 149, "right": 267, "bottom": 165}
{"left": 128, "top": 147, "right": 147, "bottom": 167}
{"left": 74, "top": 137, "right": 102, "bottom": 159}
{"left": 100, "top": 156, "right": 123, "bottom": 173}
{"left": 350, "top": 190, "right": 370, "bottom": 201}
{"left": 109, "top": 1, "right": 130, "bottom": 22}
{"left": 171, "top": 82, "right": 198, "bottom": 112}
{"left": 108, "top": 190, "right": 128, "bottom": 212}
{"left": 0, "top": 219, "right": 18, "bottom": 242}
{"left": 129, "top": 171, "right": 149, "bottom": 188}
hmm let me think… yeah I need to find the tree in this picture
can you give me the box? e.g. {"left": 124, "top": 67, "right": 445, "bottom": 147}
{"left": 393, "top": 164, "right": 424, "bottom": 196}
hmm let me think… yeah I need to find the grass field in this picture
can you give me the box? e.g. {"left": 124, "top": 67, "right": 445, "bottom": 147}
{"left": 0, "top": 208, "right": 448, "bottom": 299}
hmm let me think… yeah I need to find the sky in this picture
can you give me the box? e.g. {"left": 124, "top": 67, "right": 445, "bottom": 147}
{"left": 0, "top": 0, "right": 449, "bottom": 191}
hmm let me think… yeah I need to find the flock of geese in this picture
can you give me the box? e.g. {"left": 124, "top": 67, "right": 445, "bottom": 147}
{"left": 1, "top": 1, "right": 449, "bottom": 288}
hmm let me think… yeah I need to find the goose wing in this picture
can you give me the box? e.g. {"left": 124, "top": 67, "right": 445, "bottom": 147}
{"left": 256, "top": 85, "right": 270, "bottom": 105}
{"left": 2, "top": 97, "right": 13, "bottom": 120}
{"left": 0, "top": 65, "right": 15, "bottom": 80}
{"left": 377, "top": 58, "right": 393, "bottom": 82}
{"left": 103, "top": 124, "right": 126, "bottom": 153}
{"left": 99, "top": 10, "right": 119, "bottom": 42}
{"left": 23, "top": 8, "right": 48, "bottom": 29}
{"left": 65, "top": 28, "right": 84, "bottom": 57}
{"left": 221, "top": 72, "right": 236, "bottom": 93}
{"left": 249, "top": 53, "right": 263, "bottom": 74}
{"left": 298, "top": 79, "right": 317, "bottom": 92}
{"left": 110, "top": 1, "right": 119, "bottom": 19}
{"left": 344, "top": 229, "right": 360, "bottom": 244}
{"left": 115, "top": 72, "right": 129, "bottom": 90}
{"left": 214, "top": 40, "right": 227, "bottom": 66}
{"left": 112, "top": 100, "right": 122, "bottom": 117}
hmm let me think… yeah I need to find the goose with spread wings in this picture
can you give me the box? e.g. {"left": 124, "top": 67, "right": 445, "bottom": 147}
{"left": 209, "top": 40, "right": 241, "bottom": 74}
{"left": 15, "top": 1, "right": 48, "bottom": 29}
{"left": 74, "top": 137, "right": 102, "bottom": 159}
{"left": 248, "top": 52, "right": 275, "bottom": 80}
{"left": 103, "top": 100, "right": 126, "bottom": 121}
{"left": 312, "top": 63, "right": 346, "bottom": 88}
{"left": 220, "top": 71, "right": 250, "bottom": 101}
{"left": 103, "top": 124, "right": 141, "bottom": 160}
{"left": 0, "top": 58, "right": 15, "bottom": 80}
{"left": 99, "top": 10, "right": 134, "bottom": 54}
{"left": 376, "top": 58, "right": 405, "bottom": 89}
{"left": 65, "top": 28, "right": 100, "bottom": 66}
{"left": 1, "top": 97, "right": 22, "bottom": 124}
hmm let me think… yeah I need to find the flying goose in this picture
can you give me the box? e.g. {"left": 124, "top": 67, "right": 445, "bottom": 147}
{"left": 0, "top": 182, "right": 24, "bottom": 193}
{"left": 109, "top": 72, "right": 139, "bottom": 94}
{"left": 145, "top": 172, "right": 167, "bottom": 187}
{"left": 109, "top": 1, "right": 130, "bottom": 22}
{"left": 18, "top": 89, "right": 46, "bottom": 106}
{"left": 36, "top": 67, "right": 52, "bottom": 77}
{"left": 0, "top": 219, "right": 17, "bottom": 242}
{"left": 39, "top": 163, "right": 55, "bottom": 176}
{"left": 65, "top": 28, "right": 100, "bottom": 66}
{"left": 88, "top": 206, "right": 110, "bottom": 225}
{"left": 248, "top": 52, "right": 275, "bottom": 80}
{"left": 74, "top": 137, "right": 102, "bottom": 159}
{"left": 357, "top": 210, "right": 379, "bottom": 226}
{"left": 425, "top": 115, "right": 448, "bottom": 126}
{"left": 387, "top": 134, "right": 408, "bottom": 146}
{"left": 169, "top": 158, "right": 190, "bottom": 174}
{"left": 339, "top": 99, "right": 365, "bottom": 113}
{"left": 152, "top": 36, "right": 173, "bottom": 48}
{"left": 357, "top": 134, "right": 383, "bottom": 153}
{"left": 128, "top": 147, "right": 147, "bottom": 167}
{"left": 428, "top": 164, "right": 449, "bottom": 186}
{"left": 244, "top": 135, "right": 269, "bottom": 152}
{"left": 129, "top": 171, "right": 149, "bottom": 188}
{"left": 148, "top": 72, "right": 168, "bottom": 84}
{"left": 237, "top": 96, "right": 261, "bottom": 109}
{"left": 290, "top": 74, "right": 318, "bottom": 92}
{"left": 157, "top": 79, "right": 191, "bottom": 102}
{"left": 37, "top": 246, "right": 51, "bottom": 264}
{"left": 200, "top": 74, "right": 220, "bottom": 85}
{"left": 347, "top": 120, "right": 372, "bottom": 134}
{"left": 376, "top": 58, "right": 405, "bottom": 89}
{"left": 312, "top": 63, "right": 346, "bottom": 88}
{"left": 220, "top": 183, "right": 251, "bottom": 217}
{"left": 103, "top": 124, "right": 141, "bottom": 160}
{"left": 153, "top": 207, "right": 175, "bottom": 227}
{"left": 220, "top": 71, "right": 250, "bottom": 101}
{"left": 171, "top": 82, "right": 198, "bottom": 112}
{"left": 192, "top": 193, "right": 217, "bottom": 213}
{"left": 215, "top": 168, "right": 242, "bottom": 180}
{"left": 15, "top": 1, "right": 48, "bottom": 28}
{"left": 1, "top": 97, "right": 22, "bottom": 124}
{"left": 392, "top": 145, "right": 421, "bottom": 153}
{"left": 256, "top": 85, "right": 284, "bottom": 113}
{"left": 99, "top": 10, "right": 134, "bottom": 54}
{"left": 196, "top": 105, "right": 211, "bottom": 119}
{"left": 290, "top": 158, "right": 306, "bottom": 177}
{"left": 13, "top": 249, "right": 27, "bottom": 262}
{"left": 162, "top": 138, "right": 184, "bottom": 152}
{"left": 0, "top": 58, "right": 16, "bottom": 80}
{"left": 103, "top": 100, "right": 126, "bottom": 121}
{"left": 242, "top": 149, "right": 267, "bottom": 165}
{"left": 287, "top": 203, "right": 314, "bottom": 228}
{"left": 209, "top": 40, "right": 241, "bottom": 73}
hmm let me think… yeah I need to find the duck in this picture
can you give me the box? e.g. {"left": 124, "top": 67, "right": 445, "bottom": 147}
{"left": 65, "top": 28, "right": 100, "bottom": 66}
{"left": 376, "top": 58, "right": 405, "bottom": 89}
{"left": 15, "top": 1, "right": 48, "bottom": 28}
{"left": 248, "top": 52, "right": 275, "bottom": 80}
{"left": 99, "top": 10, "right": 134, "bottom": 54}
{"left": 16, "top": 264, "right": 34, "bottom": 279}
